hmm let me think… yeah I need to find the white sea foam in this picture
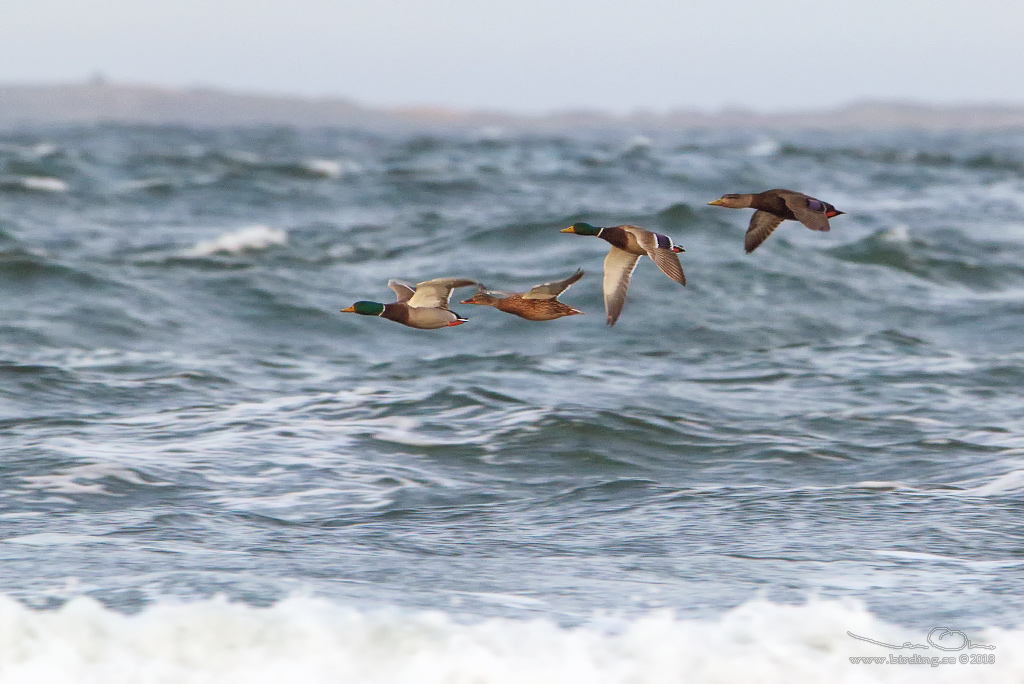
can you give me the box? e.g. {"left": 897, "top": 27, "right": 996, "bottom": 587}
{"left": 0, "top": 142, "right": 59, "bottom": 158}
{"left": 19, "top": 176, "right": 69, "bottom": 192}
{"left": 747, "top": 137, "right": 780, "bottom": 157}
{"left": 880, "top": 224, "right": 912, "bottom": 243}
{"left": 302, "top": 158, "right": 344, "bottom": 178}
{"left": 185, "top": 225, "right": 288, "bottom": 256}
{"left": 1, "top": 533, "right": 115, "bottom": 547}
{"left": 625, "top": 134, "right": 653, "bottom": 151}
{"left": 17, "top": 463, "right": 172, "bottom": 496}
{"left": 960, "top": 469, "right": 1024, "bottom": 497}
{"left": 0, "top": 595, "right": 1020, "bottom": 683}
{"left": 472, "top": 125, "right": 504, "bottom": 140}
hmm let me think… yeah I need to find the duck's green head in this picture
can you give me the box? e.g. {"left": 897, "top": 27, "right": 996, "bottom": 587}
{"left": 341, "top": 301, "right": 385, "bottom": 316}
{"left": 561, "top": 222, "right": 602, "bottom": 236}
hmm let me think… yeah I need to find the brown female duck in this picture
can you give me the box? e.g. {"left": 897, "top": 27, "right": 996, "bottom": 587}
{"left": 708, "top": 189, "right": 844, "bottom": 253}
{"left": 340, "top": 277, "right": 477, "bottom": 329}
{"left": 460, "top": 270, "right": 585, "bottom": 321}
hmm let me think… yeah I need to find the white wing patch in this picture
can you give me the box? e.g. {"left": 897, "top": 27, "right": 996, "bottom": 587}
{"left": 408, "top": 278, "right": 477, "bottom": 308}
{"left": 603, "top": 248, "right": 640, "bottom": 326}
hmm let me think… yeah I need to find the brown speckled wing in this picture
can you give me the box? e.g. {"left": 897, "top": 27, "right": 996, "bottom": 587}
{"left": 782, "top": 193, "right": 831, "bottom": 232}
{"left": 388, "top": 280, "right": 416, "bottom": 303}
{"left": 745, "top": 211, "right": 786, "bottom": 253}
{"left": 522, "top": 269, "right": 584, "bottom": 300}
{"left": 603, "top": 248, "right": 640, "bottom": 326}
{"left": 408, "top": 278, "right": 477, "bottom": 309}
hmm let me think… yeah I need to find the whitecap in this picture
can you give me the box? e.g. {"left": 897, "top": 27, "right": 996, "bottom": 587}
{"left": 456, "top": 591, "right": 547, "bottom": 608}
{"left": 117, "top": 177, "right": 177, "bottom": 193}
{"left": 211, "top": 487, "right": 391, "bottom": 513}
{"left": 184, "top": 225, "right": 288, "bottom": 256}
{"left": 885, "top": 414, "right": 948, "bottom": 427}
{"left": 625, "top": 134, "right": 653, "bottom": 150}
{"left": 871, "top": 549, "right": 970, "bottom": 564}
{"left": 959, "top": 469, "right": 1024, "bottom": 497}
{"left": 7, "top": 142, "right": 58, "bottom": 159}
{"left": 20, "top": 176, "right": 69, "bottom": 192}
{"left": 476, "top": 126, "right": 505, "bottom": 140}
{"left": 301, "top": 158, "right": 343, "bottom": 178}
{"left": 880, "top": 225, "right": 912, "bottom": 243}
{"left": 0, "top": 595, "right": 1018, "bottom": 683}
{"left": 747, "top": 137, "right": 780, "bottom": 156}
{"left": 18, "top": 463, "right": 172, "bottom": 496}
{"left": 853, "top": 481, "right": 906, "bottom": 491}
{"left": 1, "top": 533, "right": 114, "bottom": 547}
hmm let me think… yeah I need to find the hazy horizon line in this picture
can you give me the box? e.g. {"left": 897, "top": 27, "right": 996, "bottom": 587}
{"left": 5, "top": 76, "right": 1024, "bottom": 119}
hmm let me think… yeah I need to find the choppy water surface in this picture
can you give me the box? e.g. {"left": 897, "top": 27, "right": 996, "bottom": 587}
{"left": 3, "top": 125, "right": 1024, "bottom": 681}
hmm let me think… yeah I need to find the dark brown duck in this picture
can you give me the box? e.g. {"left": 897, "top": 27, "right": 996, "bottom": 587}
{"left": 708, "top": 189, "right": 844, "bottom": 253}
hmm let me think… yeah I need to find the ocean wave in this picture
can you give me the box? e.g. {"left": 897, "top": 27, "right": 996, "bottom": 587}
{"left": 0, "top": 250, "right": 110, "bottom": 289}
{"left": 747, "top": 137, "right": 781, "bottom": 157}
{"left": 955, "top": 467, "right": 1024, "bottom": 497}
{"left": 5, "top": 125, "right": 1024, "bottom": 652}
{"left": 121, "top": 142, "right": 364, "bottom": 186}
{"left": 0, "top": 176, "right": 70, "bottom": 193}
{"left": 116, "top": 177, "right": 182, "bottom": 195}
{"left": 16, "top": 462, "right": 174, "bottom": 497}
{"left": 0, "top": 595, "right": 1018, "bottom": 683}
{"left": 184, "top": 225, "right": 288, "bottom": 256}
{"left": 778, "top": 144, "right": 1024, "bottom": 174}
{"left": 300, "top": 158, "right": 358, "bottom": 178}
{"left": 215, "top": 154, "right": 358, "bottom": 180}
{"left": 0, "top": 141, "right": 59, "bottom": 159}
{"left": 826, "top": 228, "right": 1024, "bottom": 290}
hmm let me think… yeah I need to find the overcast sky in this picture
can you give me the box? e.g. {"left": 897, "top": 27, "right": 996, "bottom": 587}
{"left": 2, "top": 0, "right": 1022, "bottom": 114}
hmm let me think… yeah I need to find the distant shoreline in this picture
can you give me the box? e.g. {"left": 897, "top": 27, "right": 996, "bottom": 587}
{"left": 3, "top": 81, "right": 1024, "bottom": 131}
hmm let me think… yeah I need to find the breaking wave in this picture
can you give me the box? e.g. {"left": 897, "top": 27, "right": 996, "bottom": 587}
{"left": 2, "top": 595, "right": 1019, "bottom": 683}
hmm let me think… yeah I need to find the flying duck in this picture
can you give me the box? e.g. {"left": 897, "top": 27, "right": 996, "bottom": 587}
{"left": 708, "top": 189, "right": 844, "bottom": 253}
{"left": 461, "top": 269, "right": 585, "bottom": 321}
{"left": 341, "top": 277, "right": 477, "bottom": 329}
{"left": 560, "top": 223, "right": 685, "bottom": 326}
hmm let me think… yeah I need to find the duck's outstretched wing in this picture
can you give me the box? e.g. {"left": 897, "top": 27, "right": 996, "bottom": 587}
{"left": 388, "top": 280, "right": 416, "bottom": 302}
{"left": 626, "top": 228, "right": 686, "bottom": 285}
{"left": 408, "top": 278, "right": 477, "bottom": 309}
{"left": 745, "top": 210, "right": 786, "bottom": 253}
{"left": 781, "top": 192, "right": 831, "bottom": 232}
{"left": 603, "top": 248, "right": 640, "bottom": 326}
{"left": 522, "top": 269, "right": 584, "bottom": 300}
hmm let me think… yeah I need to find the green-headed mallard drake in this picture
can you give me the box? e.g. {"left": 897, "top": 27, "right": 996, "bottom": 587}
{"left": 708, "top": 189, "right": 844, "bottom": 253}
{"left": 460, "top": 269, "right": 585, "bottom": 321}
{"left": 560, "top": 223, "right": 685, "bottom": 326}
{"left": 341, "top": 277, "right": 476, "bottom": 329}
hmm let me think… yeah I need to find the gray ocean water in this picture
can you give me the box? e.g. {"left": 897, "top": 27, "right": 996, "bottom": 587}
{"left": 2, "top": 125, "right": 1024, "bottom": 676}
